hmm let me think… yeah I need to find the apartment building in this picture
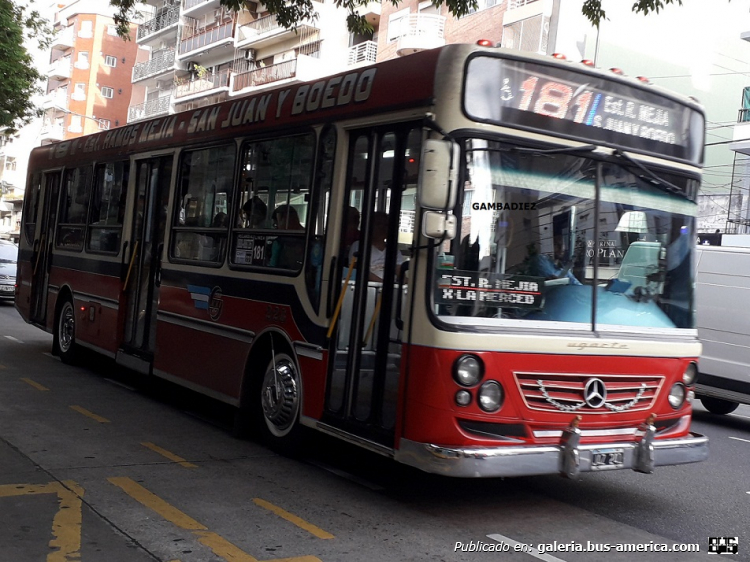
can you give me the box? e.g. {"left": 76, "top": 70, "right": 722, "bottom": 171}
{"left": 129, "top": 0, "right": 354, "bottom": 123}
{"left": 41, "top": 0, "right": 141, "bottom": 144}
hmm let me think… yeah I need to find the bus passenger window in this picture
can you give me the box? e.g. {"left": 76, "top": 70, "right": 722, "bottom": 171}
{"left": 56, "top": 166, "right": 91, "bottom": 251}
{"left": 88, "top": 161, "right": 129, "bottom": 254}
{"left": 171, "top": 144, "right": 235, "bottom": 265}
{"left": 231, "top": 133, "right": 314, "bottom": 271}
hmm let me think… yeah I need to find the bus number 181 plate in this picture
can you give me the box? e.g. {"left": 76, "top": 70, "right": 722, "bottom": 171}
{"left": 590, "top": 448, "right": 624, "bottom": 470}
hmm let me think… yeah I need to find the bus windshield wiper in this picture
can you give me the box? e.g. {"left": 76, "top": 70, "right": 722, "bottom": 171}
{"left": 613, "top": 149, "right": 690, "bottom": 200}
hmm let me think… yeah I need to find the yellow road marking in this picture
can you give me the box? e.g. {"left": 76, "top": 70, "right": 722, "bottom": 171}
{"left": 21, "top": 377, "right": 50, "bottom": 391}
{"left": 109, "top": 478, "right": 322, "bottom": 562}
{"left": 253, "top": 498, "right": 334, "bottom": 540}
{"left": 69, "top": 405, "right": 110, "bottom": 423}
{"left": 141, "top": 442, "right": 198, "bottom": 469}
{"left": 0, "top": 481, "right": 84, "bottom": 562}
{"left": 109, "top": 477, "right": 258, "bottom": 561}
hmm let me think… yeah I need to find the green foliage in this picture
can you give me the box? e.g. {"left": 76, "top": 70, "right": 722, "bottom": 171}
{"left": 0, "top": 0, "right": 52, "bottom": 132}
{"left": 108, "top": 0, "right": 714, "bottom": 38}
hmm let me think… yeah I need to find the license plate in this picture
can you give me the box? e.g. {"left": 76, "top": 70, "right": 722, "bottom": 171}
{"left": 1, "top": 286, "right": 13, "bottom": 292}
{"left": 590, "top": 448, "right": 624, "bottom": 470}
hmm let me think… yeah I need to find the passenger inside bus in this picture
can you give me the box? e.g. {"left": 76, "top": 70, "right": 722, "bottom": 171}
{"left": 527, "top": 235, "right": 582, "bottom": 285}
{"left": 241, "top": 196, "right": 267, "bottom": 228}
{"left": 343, "top": 206, "right": 360, "bottom": 263}
{"left": 269, "top": 204, "right": 304, "bottom": 268}
{"left": 349, "top": 212, "right": 405, "bottom": 282}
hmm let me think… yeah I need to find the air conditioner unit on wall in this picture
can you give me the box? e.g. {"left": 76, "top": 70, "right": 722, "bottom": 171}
{"left": 243, "top": 49, "right": 256, "bottom": 61}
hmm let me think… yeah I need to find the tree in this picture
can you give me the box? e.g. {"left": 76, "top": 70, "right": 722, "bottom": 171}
{"left": 0, "top": 1, "right": 51, "bottom": 133}
{"left": 110, "top": 0, "right": 698, "bottom": 38}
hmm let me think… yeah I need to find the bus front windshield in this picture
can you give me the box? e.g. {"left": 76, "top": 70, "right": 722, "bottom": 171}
{"left": 435, "top": 139, "right": 698, "bottom": 331}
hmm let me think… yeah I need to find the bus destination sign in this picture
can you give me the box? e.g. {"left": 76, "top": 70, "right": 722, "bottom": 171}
{"left": 435, "top": 271, "right": 544, "bottom": 308}
{"left": 464, "top": 56, "right": 704, "bottom": 164}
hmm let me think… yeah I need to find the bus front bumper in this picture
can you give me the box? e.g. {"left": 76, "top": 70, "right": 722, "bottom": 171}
{"left": 395, "top": 430, "right": 709, "bottom": 478}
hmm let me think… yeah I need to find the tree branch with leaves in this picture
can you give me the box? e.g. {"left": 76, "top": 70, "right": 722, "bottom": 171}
{"left": 0, "top": 0, "right": 52, "bottom": 132}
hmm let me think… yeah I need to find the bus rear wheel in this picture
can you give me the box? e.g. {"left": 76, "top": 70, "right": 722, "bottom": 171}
{"left": 259, "top": 353, "right": 301, "bottom": 446}
{"left": 55, "top": 298, "right": 78, "bottom": 365}
{"left": 700, "top": 396, "right": 739, "bottom": 415}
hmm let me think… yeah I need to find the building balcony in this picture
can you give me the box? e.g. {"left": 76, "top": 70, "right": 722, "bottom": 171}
{"left": 178, "top": 21, "right": 234, "bottom": 58}
{"left": 128, "top": 95, "right": 173, "bottom": 123}
{"left": 50, "top": 26, "right": 75, "bottom": 51}
{"left": 509, "top": 0, "right": 540, "bottom": 8}
{"left": 48, "top": 59, "right": 71, "bottom": 81}
{"left": 42, "top": 91, "right": 69, "bottom": 111}
{"left": 348, "top": 41, "right": 377, "bottom": 66}
{"left": 174, "top": 69, "right": 230, "bottom": 100}
{"left": 182, "top": 0, "right": 220, "bottom": 16}
{"left": 236, "top": 16, "right": 317, "bottom": 51}
{"left": 730, "top": 108, "right": 750, "bottom": 156}
{"left": 137, "top": 4, "right": 179, "bottom": 43}
{"left": 231, "top": 54, "right": 324, "bottom": 95}
{"left": 40, "top": 124, "right": 65, "bottom": 143}
{"left": 355, "top": 1, "right": 381, "bottom": 26}
{"left": 396, "top": 14, "right": 446, "bottom": 56}
{"left": 132, "top": 49, "right": 176, "bottom": 82}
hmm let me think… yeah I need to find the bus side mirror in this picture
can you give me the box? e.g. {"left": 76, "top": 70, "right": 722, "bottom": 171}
{"left": 422, "top": 211, "right": 457, "bottom": 240}
{"left": 418, "top": 139, "right": 458, "bottom": 210}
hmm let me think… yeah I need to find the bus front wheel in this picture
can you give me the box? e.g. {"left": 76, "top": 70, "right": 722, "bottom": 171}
{"left": 700, "top": 396, "right": 739, "bottom": 415}
{"left": 257, "top": 352, "right": 303, "bottom": 451}
{"left": 55, "top": 298, "right": 78, "bottom": 365}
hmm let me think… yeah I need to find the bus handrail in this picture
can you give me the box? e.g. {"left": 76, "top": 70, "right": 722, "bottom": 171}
{"left": 326, "top": 255, "right": 356, "bottom": 341}
{"left": 123, "top": 241, "right": 139, "bottom": 293}
{"left": 32, "top": 235, "right": 45, "bottom": 277}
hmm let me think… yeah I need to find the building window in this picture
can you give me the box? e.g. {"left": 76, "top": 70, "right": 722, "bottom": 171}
{"left": 5, "top": 158, "right": 16, "bottom": 172}
{"left": 78, "top": 20, "right": 93, "bottom": 38}
{"left": 98, "top": 119, "right": 111, "bottom": 130}
{"left": 76, "top": 51, "right": 89, "bottom": 69}
{"left": 468, "top": 0, "right": 501, "bottom": 14}
{"left": 72, "top": 83, "right": 86, "bottom": 101}
{"left": 104, "top": 55, "right": 117, "bottom": 67}
{"left": 387, "top": 8, "right": 410, "bottom": 42}
{"left": 68, "top": 115, "right": 83, "bottom": 133}
{"left": 501, "top": 14, "right": 550, "bottom": 54}
{"left": 101, "top": 86, "right": 114, "bottom": 99}
{"left": 107, "top": 24, "right": 118, "bottom": 36}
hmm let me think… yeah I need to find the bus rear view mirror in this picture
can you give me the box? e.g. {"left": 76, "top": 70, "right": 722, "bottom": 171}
{"left": 422, "top": 211, "right": 457, "bottom": 240}
{"left": 418, "top": 139, "right": 458, "bottom": 210}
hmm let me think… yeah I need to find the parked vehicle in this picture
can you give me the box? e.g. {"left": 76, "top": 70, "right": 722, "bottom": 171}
{"left": 0, "top": 240, "right": 17, "bottom": 300}
{"left": 695, "top": 244, "right": 750, "bottom": 414}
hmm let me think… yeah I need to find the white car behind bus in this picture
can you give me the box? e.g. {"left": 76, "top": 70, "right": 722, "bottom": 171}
{"left": 695, "top": 243, "right": 750, "bottom": 414}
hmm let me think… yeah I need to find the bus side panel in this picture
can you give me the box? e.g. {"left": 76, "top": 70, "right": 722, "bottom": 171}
{"left": 154, "top": 318, "right": 247, "bottom": 399}
{"left": 297, "top": 353, "right": 327, "bottom": 421}
{"left": 14, "top": 255, "right": 33, "bottom": 322}
{"left": 401, "top": 345, "right": 694, "bottom": 448}
{"left": 47, "top": 264, "right": 123, "bottom": 353}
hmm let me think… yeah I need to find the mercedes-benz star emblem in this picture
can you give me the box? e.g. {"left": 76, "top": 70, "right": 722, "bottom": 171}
{"left": 584, "top": 378, "right": 607, "bottom": 408}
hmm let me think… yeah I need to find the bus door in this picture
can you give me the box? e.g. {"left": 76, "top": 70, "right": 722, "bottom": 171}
{"left": 325, "top": 126, "right": 421, "bottom": 446}
{"left": 117, "top": 156, "right": 172, "bottom": 372}
{"left": 30, "top": 172, "right": 61, "bottom": 326}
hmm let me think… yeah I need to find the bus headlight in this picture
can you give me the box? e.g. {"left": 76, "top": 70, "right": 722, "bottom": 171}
{"left": 683, "top": 362, "right": 698, "bottom": 386}
{"left": 478, "top": 381, "right": 503, "bottom": 412}
{"left": 453, "top": 355, "right": 484, "bottom": 387}
{"left": 668, "top": 383, "right": 686, "bottom": 409}
{"left": 455, "top": 390, "right": 472, "bottom": 407}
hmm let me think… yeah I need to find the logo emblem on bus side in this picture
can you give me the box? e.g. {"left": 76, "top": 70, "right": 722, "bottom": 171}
{"left": 584, "top": 378, "right": 607, "bottom": 408}
{"left": 208, "top": 287, "right": 223, "bottom": 321}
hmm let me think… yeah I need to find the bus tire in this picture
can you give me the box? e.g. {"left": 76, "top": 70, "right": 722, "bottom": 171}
{"left": 700, "top": 396, "right": 739, "bottom": 415}
{"left": 257, "top": 352, "right": 303, "bottom": 453}
{"left": 55, "top": 297, "right": 78, "bottom": 365}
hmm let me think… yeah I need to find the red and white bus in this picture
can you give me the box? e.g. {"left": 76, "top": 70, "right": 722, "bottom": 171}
{"left": 17, "top": 44, "right": 708, "bottom": 477}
